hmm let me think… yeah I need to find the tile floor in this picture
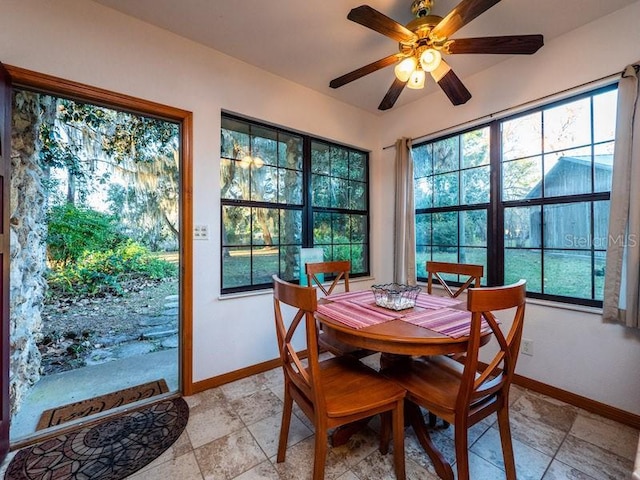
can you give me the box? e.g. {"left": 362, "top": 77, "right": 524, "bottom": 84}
{"left": 1, "top": 353, "right": 638, "bottom": 480}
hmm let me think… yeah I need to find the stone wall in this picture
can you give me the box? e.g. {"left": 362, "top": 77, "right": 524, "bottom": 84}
{"left": 9, "top": 91, "right": 48, "bottom": 417}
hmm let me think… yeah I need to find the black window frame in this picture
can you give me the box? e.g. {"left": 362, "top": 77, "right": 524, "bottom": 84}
{"left": 413, "top": 84, "right": 617, "bottom": 307}
{"left": 220, "top": 112, "right": 370, "bottom": 294}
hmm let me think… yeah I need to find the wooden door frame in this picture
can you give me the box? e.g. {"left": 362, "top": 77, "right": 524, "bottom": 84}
{"left": 4, "top": 65, "right": 194, "bottom": 397}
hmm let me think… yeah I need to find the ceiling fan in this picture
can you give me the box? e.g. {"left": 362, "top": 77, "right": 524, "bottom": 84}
{"left": 330, "top": 0, "right": 543, "bottom": 110}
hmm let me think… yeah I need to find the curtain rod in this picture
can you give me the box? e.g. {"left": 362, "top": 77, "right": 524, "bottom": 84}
{"left": 381, "top": 66, "right": 636, "bottom": 151}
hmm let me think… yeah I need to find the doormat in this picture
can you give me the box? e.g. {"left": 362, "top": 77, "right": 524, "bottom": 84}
{"left": 36, "top": 379, "right": 170, "bottom": 431}
{"left": 5, "top": 397, "right": 189, "bottom": 480}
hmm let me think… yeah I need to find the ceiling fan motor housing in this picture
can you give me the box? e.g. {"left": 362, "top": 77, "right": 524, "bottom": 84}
{"left": 411, "top": 0, "right": 434, "bottom": 17}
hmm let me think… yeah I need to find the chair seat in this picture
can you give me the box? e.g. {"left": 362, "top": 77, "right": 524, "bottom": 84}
{"left": 319, "top": 356, "right": 406, "bottom": 418}
{"left": 388, "top": 355, "right": 473, "bottom": 418}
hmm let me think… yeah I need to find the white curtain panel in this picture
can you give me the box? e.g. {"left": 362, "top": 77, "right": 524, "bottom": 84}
{"left": 603, "top": 64, "right": 640, "bottom": 328}
{"left": 393, "top": 137, "right": 416, "bottom": 285}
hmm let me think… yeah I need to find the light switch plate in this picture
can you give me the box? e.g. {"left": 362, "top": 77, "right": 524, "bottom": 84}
{"left": 194, "top": 224, "right": 209, "bottom": 240}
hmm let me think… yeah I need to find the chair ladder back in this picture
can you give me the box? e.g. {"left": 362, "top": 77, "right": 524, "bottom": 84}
{"left": 462, "top": 280, "right": 527, "bottom": 407}
{"left": 305, "top": 260, "right": 351, "bottom": 296}
{"left": 426, "top": 261, "right": 483, "bottom": 298}
{"left": 272, "top": 275, "right": 323, "bottom": 406}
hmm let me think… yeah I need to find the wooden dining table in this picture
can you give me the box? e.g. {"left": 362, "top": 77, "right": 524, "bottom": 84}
{"left": 315, "top": 288, "right": 492, "bottom": 480}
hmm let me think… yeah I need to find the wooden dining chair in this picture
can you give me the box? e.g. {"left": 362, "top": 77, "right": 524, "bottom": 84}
{"left": 272, "top": 275, "right": 406, "bottom": 480}
{"left": 305, "top": 260, "right": 373, "bottom": 359}
{"left": 426, "top": 261, "right": 484, "bottom": 298}
{"left": 425, "top": 261, "right": 484, "bottom": 427}
{"left": 385, "top": 280, "right": 526, "bottom": 480}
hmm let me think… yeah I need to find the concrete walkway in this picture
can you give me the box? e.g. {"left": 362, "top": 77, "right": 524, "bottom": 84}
{"left": 10, "top": 348, "right": 179, "bottom": 441}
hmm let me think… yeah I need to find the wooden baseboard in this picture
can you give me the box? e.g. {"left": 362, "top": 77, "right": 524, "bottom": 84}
{"left": 512, "top": 373, "right": 640, "bottom": 429}
{"left": 192, "top": 356, "right": 640, "bottom": 429}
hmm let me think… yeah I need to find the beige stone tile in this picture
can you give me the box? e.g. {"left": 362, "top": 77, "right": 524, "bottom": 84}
{"left": 186, "top": 392, "right": 245, "bottom": 448}
{"left": 542, "top": 459, "right": 597, "bottom": 480}
{"left": 231, "top": 388, "right": 283, "bottom": 426}
{"left": 501, "top": 409, "right": 566, "bottom": 456}
{"left": 405, "top": 426, "right": 456, "bottom": 477}
{"left": 127, "top": 451, "right": 203, "bottom": 480}
{"left": 195, "top": 428, "right": 267, "bottom": 480}
{"left": 261, "top": 367, "right": 284, "bottom": 391}
{"left": 471, "top": 424, "right": 551, "bottom": 480}
{"left": 329, "top": 426, "right": 382, "bottom": 468}
{"left": 221, "top": 374, "right": 271, "bottom": 402}
{"left": 136, "top": 428, "right": 194, "bottom": 473}
{"left": 334, "top": 469, "right": 362, "bottom": 480}
{"left": 232, "top": 460, "right": 281, "bottom": 480}
{"left": 570, "top": 410, "right": 639, "bottom": 461}
{"left": 555, "top": 434, "right": 634, "bottom": 480}
{"left": 510, "top": 391, "right": 578, "bottom": 433}
{"left": 270, "top": 434, "right": 351, "bottom": 480}
{"left": 247, "top": 411, "right": 313, "bottom": 458}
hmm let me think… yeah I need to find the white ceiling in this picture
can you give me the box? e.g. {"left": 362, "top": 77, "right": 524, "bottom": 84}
{"left": 92, "top": 0, "right": 636, "bottom": 114}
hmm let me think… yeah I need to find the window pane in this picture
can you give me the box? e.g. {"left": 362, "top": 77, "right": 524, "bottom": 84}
{"left": 460, "top": 247, "right": 487, "bottom": 284}
{"left": 350, "top": 215, "right": 367, "bottom": 243}
{"left": 280, "top": 209, "right": 302, "bottom": 245}
{"left": 222, "top": 247, "right": 251, "bottom": 289}
{"left": 594, "top": 143, "right": 614, "bottom": 192}
{"left": 544, "top": 97, "right": 591, "bottom": 152}
{"left": 351, "top": 244, "right": 367, "bottom": 273}
{"left": 460, "top": 210, "right": 487, "bottom": 246}
{"left": 433, "top": 136, "right": 459, "bottom": 173}
{"left": 416, "top": 213, "right": 432, "bottom": 245}
{"left": 415, "top": 177, "right": 433, "bottom": 209}
{"left": 280, "top": 246, "right": 299, "bottom": 282}
{"left": 594, "top": 200, "right": 610, "bottom": 249}
{"left": 252, "top": 208, "right": 278, "bottom": 246}
{"left": 252, "top": 126, "right": 278, "bottom": 166}
{"left": 331, "top": 177, "right": 348, "bottom": 207}
{"left": 595, "top": 251, "right": 606, "bottom": 300}
{"left": 413, "top": 144, "right": 432, "bottom": 177}
{"left": 416, "top": 246, "right": 431, "bottom": 278}
{"left": 222, "top": 206, "right": 250, "bottom": 246}
{"left": 313, "top": 212, "right": 332, "bottom": 244}
{"left": 312, "top": 174, "right": 330, "bottom": 207}
{"left": 251, "top": 165, "right": 277, "bottom": 202}
{"left": 311, "top": 142, "right": 330, "bottom": 175}
{"left": 502, "top": 112, "right": 541, "bottom": 161}
{"left": 502, "top": 156, "right": 542, "bottom": 201}
{"left": 505, "top": 249, "right": 541, "bottom": 293}
{"left": 332, "top": 214, "right": 350, "bottom": 244}
{"left": 593, "top": 89, "right": 617, "bottom": 143}
{"left": 462, "top": 166, "right": 489, "bottom": 204}
{"left": 349, "top": 151, "right": 366, "bottom": 181}
{"left": 331, "top": 147, "right": 349, "bottom": 178}
{"left": 462, "top": 127, "right": 490, "bottom": 167}
{"left": 432, "top": 246, "right": 458, "bottom": 263}
{"left": 278, "top": 168, "right": 302, "bottom": 205}
{"left": 543, "top": 202, "right": 591, "bottom": 249}
{"left": 433, "top": 212, "right": 458, "bottom": 246}
{"left": 543, "top": 147, "right": 592, "bottom": 197}
{"left": 505, "top": 206, "right": 541, "bottom": 248}
{"left": 253, "top": 246, "right": 279, "bottom": 285}
{"left": 544, "top": 250, "right": 592, "bottom": 298}
{"left": 433, "top": 172, "right": 459, "bottom": 207}
{"left": 349, "top": 180, "right": 367, "bottom": 210}
{"left": 221, "top": 158, "right": 250, "bottom": 200}
{"left": 279, "top": 133, "right": 302, "bottom": 169}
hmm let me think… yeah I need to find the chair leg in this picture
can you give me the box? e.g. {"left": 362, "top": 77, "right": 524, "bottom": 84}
{"left": 277, "top": 387, "right": 293, "bottom": 463}
{"left": 392, "top": 401, "right": 406, "bottom": 480}
{"left": 453, "top": 418, "right": 470, "bottom": 480}
{"left": 312, "top": 420, "right": 328, "bottom": 480}
{"left": 497, "top": 406, "right": 517, "bottom": 480}
{"left": 379, "top": 412, "right": 390, "bottom": 455}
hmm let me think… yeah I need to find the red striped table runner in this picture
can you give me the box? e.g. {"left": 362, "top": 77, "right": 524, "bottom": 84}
{"left": 401, "top": 308, "right": 490, "bottom": 338}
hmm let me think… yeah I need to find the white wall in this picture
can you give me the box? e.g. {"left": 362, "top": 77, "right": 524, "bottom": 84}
{"left": 378, "top": 1, "right": 640, "bottom": 415}
{"left": 1, "top": 0, "right": 639, "bottom": 416}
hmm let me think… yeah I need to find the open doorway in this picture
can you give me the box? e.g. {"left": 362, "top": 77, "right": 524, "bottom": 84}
{"left": 5, "top": 66, "right": 193, "bottom": 444}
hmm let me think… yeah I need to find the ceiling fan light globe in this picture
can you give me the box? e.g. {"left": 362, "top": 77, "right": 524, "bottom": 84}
{"left": 420, "top": 48, "right": 442, "bottom": 72}
{"left": 394, "top": 57, "right": 417, "bottom": 82}
{"left": 407, "top": 68, "right": 426, "bottom": 89}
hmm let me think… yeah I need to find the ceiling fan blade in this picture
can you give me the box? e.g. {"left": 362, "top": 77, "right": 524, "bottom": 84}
{"left": 431, "top": 0, "right": 501, "bottom": 41}
{"left": 431, "top": 60, "right": 471, "bottom": 106}
{"left": 446, "top": 35, "right": 544, "bottom": 54}
{"left": 378, "top": 78, "right": 407, "bottom": 111}
{"left": 330, "top": 53, "right": 402, "bottom": 89}
{"left": 348, "top": 5, "right": 417, "bottom": 43}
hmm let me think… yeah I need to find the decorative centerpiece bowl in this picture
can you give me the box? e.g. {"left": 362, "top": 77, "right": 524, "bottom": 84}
{"left": 371, "top": 283, "right": 421, "bottom": 310}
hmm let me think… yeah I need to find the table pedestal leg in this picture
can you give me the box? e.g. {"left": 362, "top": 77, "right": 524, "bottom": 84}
{"left": 406, "top": 401, "right": 454, "bottom": 480}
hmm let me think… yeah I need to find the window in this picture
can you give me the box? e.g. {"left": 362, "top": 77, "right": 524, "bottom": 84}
{"left": 414, "top": 85, "right": 617, "bottom": 306}
{"left": 220, "top": 114, "right": 369, "bottom": 293}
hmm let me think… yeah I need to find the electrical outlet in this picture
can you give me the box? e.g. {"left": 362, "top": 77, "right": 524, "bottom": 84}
{"left": 521, "top": 339, "right": 534, "bottom": 356}
{"left": 194, "top": 224, "right": 209, "bottom": 240}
